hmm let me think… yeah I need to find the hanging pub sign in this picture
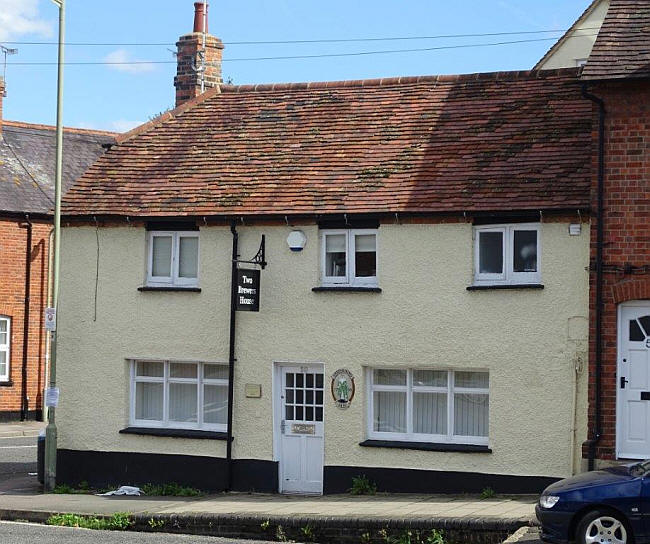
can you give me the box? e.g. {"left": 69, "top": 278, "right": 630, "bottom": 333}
{"left": 235, "top": 268, "right": 260, "bottom": 312}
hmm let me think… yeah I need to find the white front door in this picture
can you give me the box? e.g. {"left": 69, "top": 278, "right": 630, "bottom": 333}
{"left": 277, "top": 365, "right": 324, "bottom": 494}
{"left": 618, "top": 303, "right": 650, "bottom": 459}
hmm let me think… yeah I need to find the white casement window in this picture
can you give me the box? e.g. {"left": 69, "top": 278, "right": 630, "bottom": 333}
{"left": 130, "top": 360, "right": 228, "bottom": 431}
{"left": 321, "top": 229, "right": 378, "bottom": 286}
{"left": 367, "top": 368, "right": 489, "bottom": 446}
{"left": 473, "top": 223, "right": 541, "bottom": 285}
{"left": 0, "top": 316, "right": 9, "bottom": 382}
{"left": 147, "top": 231, "right": 199, "bottom": 287}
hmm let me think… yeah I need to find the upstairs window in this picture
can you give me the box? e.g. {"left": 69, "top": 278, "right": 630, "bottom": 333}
{"left": 474, "top": 223, "right": 540, "bottom": 285}
{"left": 321, "top": 229, "right": 378, "bottom": 287}
{"left": 0, "top": 317, "right": 9, "bottom": 382}
{"left": 147, "top": 231, "right": 199, "bottom": 287}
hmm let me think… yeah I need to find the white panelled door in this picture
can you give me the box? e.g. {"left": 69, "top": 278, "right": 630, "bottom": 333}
{"left": 618, "top": 304, "right": 650, "bottom": 459}
{"left": 278, "top": 365, "right": 324, "bottom": 494}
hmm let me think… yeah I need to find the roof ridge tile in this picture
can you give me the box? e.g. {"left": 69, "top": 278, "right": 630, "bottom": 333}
{"left": 217, "top": 68, "right": 581, "bottom": 95}
{"left": 2, "top": 119, "right": 117, "bottom": 137}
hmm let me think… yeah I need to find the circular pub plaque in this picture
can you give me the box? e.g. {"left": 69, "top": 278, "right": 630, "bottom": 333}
{"left": 331, "top": 369, "right": 355, "bottom": 409}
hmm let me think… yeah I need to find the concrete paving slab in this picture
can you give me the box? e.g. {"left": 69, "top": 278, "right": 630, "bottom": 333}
{"left": 0, "top": 421, "right": 45, "bottom": 438}
{"left": 0, "top": 483, "right": 539, "bottom": 521}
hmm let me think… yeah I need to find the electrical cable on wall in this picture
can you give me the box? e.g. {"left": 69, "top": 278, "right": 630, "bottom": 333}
{"left": 94, "top": 217, "right": 100, "bottom": 322}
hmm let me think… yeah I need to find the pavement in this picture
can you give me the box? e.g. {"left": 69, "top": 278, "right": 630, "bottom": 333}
{"left": 0, "top": 477, "right": 537, "bottom": 543}
{"left": 0, "top": 421, "right": 44, "bottom": 439}
{"left": 0, "top": 481, "right": 538, "bottom": 520}
{"left": 0, "top": 420, "right": 539, "bottom": 542}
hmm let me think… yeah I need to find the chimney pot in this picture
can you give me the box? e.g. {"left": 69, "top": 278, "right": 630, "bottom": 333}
{"left": 193, "top": 2, "right": 208, "bottom": 34}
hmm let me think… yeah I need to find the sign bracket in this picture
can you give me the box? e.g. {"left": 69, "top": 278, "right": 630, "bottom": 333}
{"left": 234, "top": 235, "right": 267, "bottom": 269}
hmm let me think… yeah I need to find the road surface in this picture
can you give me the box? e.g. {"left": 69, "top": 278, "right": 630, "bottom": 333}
{"left": 0, "top": 435, "right": 37, "bottom": 484}
{"left": 0, "top": 522, "right": 281, "bottom": 543}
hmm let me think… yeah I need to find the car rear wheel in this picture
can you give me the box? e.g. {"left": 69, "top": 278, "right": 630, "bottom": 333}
{"left": 576, "top": 510, "right": 630, "bottom": 544}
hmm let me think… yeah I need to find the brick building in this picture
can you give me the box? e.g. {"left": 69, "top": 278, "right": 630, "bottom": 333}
{"left": 0, "top": 79, "right": 114, "bottom": 421}
{"left": 579, "top": 0, "right": 650, "bottom": 467}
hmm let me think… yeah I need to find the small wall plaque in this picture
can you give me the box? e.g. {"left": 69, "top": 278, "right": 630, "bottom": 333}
{"left": 245, "top": 383, "right": 262, "bottom": 398}
{"left": 292, "top": 423, "right": 315, "bottom": 435}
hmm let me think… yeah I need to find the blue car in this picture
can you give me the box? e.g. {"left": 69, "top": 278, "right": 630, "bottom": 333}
{"left": 536, "top": 462, "right": 650, "bottom": 544}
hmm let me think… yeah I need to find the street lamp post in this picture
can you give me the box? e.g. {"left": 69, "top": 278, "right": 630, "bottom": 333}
{"left": 44, "top": 0, "right": 65, "bottom": 492}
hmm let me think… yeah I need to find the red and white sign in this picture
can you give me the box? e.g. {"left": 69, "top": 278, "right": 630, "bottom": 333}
{"left": 45, "top": 307, "right": 56, "bottom": 332}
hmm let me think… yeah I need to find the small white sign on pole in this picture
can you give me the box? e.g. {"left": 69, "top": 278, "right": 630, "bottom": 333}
{"left": 45, "top": 387, "right": 60, "bottom": 408}
{"left": 45, "top": 307, "right": 56, "bottom": 332}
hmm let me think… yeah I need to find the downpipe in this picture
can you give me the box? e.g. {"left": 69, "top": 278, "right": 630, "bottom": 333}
{"left": 19, "top": 215, "right": 32, "bottom": 421}
{"left": 226, "top": 221, "right": 238, "bottom": 491}
{"left": 582, "top": 84, "right": 605, "bottom": 471}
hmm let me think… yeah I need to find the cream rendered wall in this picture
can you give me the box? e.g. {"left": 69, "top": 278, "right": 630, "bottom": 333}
{"left": 537, "top": 0, "right": 608, "bottom": 70}
{"left": 57, "top": 221, "right": 589, "bottom": 479}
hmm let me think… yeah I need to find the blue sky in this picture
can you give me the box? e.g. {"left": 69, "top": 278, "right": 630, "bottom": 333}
{"left": 0, "top": 0, "right": 592, "bottom": 132}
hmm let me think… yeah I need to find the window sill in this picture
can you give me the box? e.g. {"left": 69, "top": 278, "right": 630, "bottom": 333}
{"left": 138, "top": 286, "right": 201, "bottom": 292}
{"left": 0, "top": 381, "right": 13, "bottom": 387}
{"left": 119, "top": 427, "right": 229, "bottom": 440}
{"left": 312, "top": 286, "right": 382, "bottom": 293}
{"left": 466, "top": 283, "right": 544, "bottom": 291}
{"left": 359, "top": 440, "right": 491, "bottom": 453}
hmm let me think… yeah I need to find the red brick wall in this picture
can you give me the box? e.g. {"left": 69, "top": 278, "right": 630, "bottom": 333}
{"left": 0, "top": 217, "right": 51, "bottom": 420}
{"left": 586, "top": 80, "right": 650, "bottom": 461}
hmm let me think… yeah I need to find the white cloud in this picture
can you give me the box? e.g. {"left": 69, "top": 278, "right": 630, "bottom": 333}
{"left": 103, "top": 49, "right": 156, "bottom": 74}
{"left": 108, "top": 119, "right": 143, "bottom": 133}
{"left": 76, "top": 119, "right": 144, "bottom": 133}
{"left": 0, "top": 0, "right": 54, "bottom": 41}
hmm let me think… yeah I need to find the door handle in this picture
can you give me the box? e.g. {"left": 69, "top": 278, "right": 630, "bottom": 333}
{"left": 621, "top": 376, "right": 629, "bottom": 389}
{"left": 281, "top": 420, "right": 286, "bottom": 434}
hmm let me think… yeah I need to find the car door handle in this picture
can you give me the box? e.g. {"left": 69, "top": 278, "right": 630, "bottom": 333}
{"left": 621, "top": 377, "right": 629, "bottom": 389}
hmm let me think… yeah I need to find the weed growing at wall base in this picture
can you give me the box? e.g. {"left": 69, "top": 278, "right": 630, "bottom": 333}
{"left": 349, "top": 475, "right": 377, "bottom": 495}
{"left": 141, "top": 482, "right": 204, "bottom": 496}
{"left": 480, "top": 487, "right": 497, "bottom": 499}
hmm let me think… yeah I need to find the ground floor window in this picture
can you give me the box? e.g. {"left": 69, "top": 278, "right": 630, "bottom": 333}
{"left": 367, "top": 368, "right": 489, "bottom": 445}
{"left": 0, "top": 316, "right": 9, "bottom": 382}
{"left": 130, "top": 360, "right": 228, "bottom": 431}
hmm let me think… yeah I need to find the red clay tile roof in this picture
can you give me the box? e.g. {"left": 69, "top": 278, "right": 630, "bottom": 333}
{"left": 582, "top": 0, "right": 650, "bottom": 80}
{"left": 62, "top": 68, "right": 591, "bottom": 218}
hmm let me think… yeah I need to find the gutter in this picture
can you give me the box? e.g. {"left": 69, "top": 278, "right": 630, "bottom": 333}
{"left": 225, "top": 221, "right": 238, "bottom": 491}
{"left": 581, "top": 83, "right": 605, "bottom": 471}
{"left": 19, "top": 215, "right": 32, "bottom": 421}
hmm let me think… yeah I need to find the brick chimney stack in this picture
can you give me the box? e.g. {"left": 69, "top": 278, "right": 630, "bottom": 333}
{"left": 174, "top": 2, "right": 224, "bottom": 107}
